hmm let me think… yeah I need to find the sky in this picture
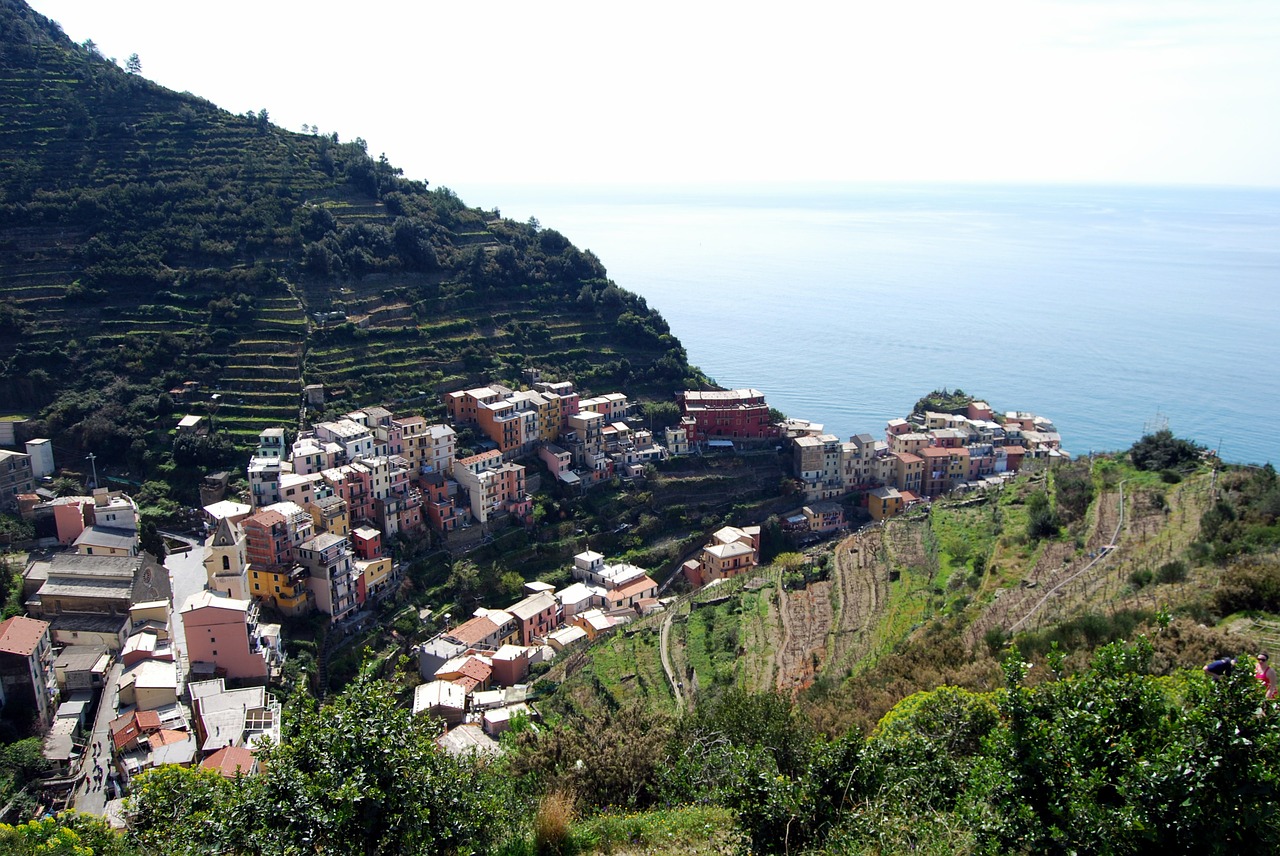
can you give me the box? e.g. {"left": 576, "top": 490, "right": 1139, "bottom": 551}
{"left": 26, "top": 1, "right": 1280, "bottom": 194}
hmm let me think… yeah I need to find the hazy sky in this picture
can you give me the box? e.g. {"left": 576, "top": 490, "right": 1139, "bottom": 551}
{"left": 27, "top": 1, "right": 1280, "bottom": 190}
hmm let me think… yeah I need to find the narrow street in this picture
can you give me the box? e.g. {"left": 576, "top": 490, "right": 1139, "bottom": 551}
{"left": 70, "top": 661, "right": 122, "bottom": 815}
{"left": 161, "top": 531, "right": 208, "bottom": 684}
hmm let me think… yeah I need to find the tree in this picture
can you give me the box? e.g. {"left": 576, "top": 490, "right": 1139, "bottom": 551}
{"left": 963, "top": 639, "right": 1280, "bottom": 854}
{"left": 1026, "top": 490, "right": 1060, "bottom": 541}
{"left": 125, "top": 53, "right": 141, "bottom": 74}
{"left": 127, "top": 673, "right": 512, "bottom": 854}
{"left": 1129, "top": 429, "right": 1202, "bottom": 473}
{"left": 0, "top": 812, "right": 133, "bottom": 856}
{"left": 138, "top": 521, "right": 166, "bottom": 561}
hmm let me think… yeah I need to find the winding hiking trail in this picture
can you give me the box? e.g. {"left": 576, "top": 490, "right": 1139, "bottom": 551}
{"left": 660, "top": 606, "right": 684, "bottom": 713}
{"left": 963, "top": 480, "right": 1127, "bottom": 649}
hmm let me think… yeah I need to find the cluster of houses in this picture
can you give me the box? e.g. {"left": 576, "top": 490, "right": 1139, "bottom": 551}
{"left": 0, "top": 489, "right": 285, "bottom": 815}
{"left": 785, "top": 400, "right": 1066, "bottom": 520}
{"left": 409, "top": 547, "right": 675, "bottom": 754}
{"left": 0, "top": 372, "right": 1067, "bottom": 809}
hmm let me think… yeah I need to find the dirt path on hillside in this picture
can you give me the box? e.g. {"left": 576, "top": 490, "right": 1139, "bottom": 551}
{"left": 964, "top": 483, "right": 1126, "bottom": 649}
{"left": 660, "top": 606, "right": 684, "bottom": 714}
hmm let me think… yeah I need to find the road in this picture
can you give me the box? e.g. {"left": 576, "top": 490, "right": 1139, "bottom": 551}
{"left": 71, "top": 662, "right": 123, "bottom": 815}
{"left": 162, "top": 531, "right": 208, "bottom": 683}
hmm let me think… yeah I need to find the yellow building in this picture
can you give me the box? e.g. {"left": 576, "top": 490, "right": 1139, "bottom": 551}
{"left": 248, "top": 565, "right": 314, "bottom": 616}
{"left": 358, "top": 557, "right": 396, "bottom": 600}
{"left": 868, "top": 486, "right": 904, "bottom": 522}
{"left": 306, "top": 495, "right": 349, "bottom": 538}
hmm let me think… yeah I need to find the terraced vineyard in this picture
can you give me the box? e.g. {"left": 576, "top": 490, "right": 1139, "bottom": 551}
{"left": 542, "top": 458, "right": 1248, "bottom": 742}
{"left": 0, "top": 1, "right": 703, "bottom": 477}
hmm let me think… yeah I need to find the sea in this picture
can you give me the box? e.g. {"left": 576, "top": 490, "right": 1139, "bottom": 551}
{"left": 455, "top": 182, "right": 1280, "bottom": 466}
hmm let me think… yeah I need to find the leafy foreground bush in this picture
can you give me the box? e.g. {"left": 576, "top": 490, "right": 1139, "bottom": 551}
{"left": 11, "top": 639, "right": 1278, "bottom": 855}
{"left": 127, "top": 672, "right": 516, "bottom": 855}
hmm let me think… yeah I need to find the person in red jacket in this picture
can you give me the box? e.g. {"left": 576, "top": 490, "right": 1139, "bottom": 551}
{"left": 1255, "top": 652, "right": 1277, "bottom": 700}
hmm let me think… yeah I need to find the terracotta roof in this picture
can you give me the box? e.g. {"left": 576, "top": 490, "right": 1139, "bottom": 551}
{"left": 246, "top": 509, "right": 286, "bottom": 527}
{"left": 201, "top": 746, "right": 257, "bottom": 778}
{"left": 456, "top": 658, "right": 492, "bottom": 683}
{"left": 606, "top": 576, "right": 657, "bottom": 602}
{"left": 111, "top": 722, "right": 139, "bottom": 750}
{"left": 448, "top": 615, "right": 499, "bottom": 646}
{"left": 110, "top": 710, "right": 160, "bottom": 749}
{"left": 0, "top": 616, "right": 49, "bottom": 657}
{"left": 135, "top": 710, "right": 162, "bottom": 730}
{"left": 151, "top": 728, "right": 190, "bottom": 747}
{"left": 451, "top": 675, "right": 482, "bottom": 693}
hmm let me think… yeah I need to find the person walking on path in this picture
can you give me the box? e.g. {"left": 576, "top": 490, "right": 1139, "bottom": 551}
{"left": 1256, "top": 652, "right": 1277, "bottom": 700}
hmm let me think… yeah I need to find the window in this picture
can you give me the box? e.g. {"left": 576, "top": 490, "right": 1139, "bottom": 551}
{"left": 222, "top": 555, "right": 231, "bottom": 571}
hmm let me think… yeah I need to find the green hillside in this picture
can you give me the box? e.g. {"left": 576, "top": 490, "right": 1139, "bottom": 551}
{"left": 543, "top": 454, "right": 1277, "bottom": 732}
{"left": 0, "top": 0, "right": 702, "bottom": 470}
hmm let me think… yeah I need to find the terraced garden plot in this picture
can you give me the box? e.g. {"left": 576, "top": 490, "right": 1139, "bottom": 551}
{"left": 823, "top": 529, "right": 891, "bottom": 680}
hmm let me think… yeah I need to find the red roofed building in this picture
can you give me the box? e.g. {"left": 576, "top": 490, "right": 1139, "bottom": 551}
{"left": 201, "top": 745, "right": 259, "bottom": 778}
{"left": 605, "top": 575, "right": 658, "bottom": 612}
{"left": 111, "top": 709, "right": 163, "bottom": 751}
{"left": 438, "top": 656, "right": 492, "bottom": 694}
{"left": 0, "top": 615, "right": 55, "bottom": 726}
{"left": 892, "top": 451, "right": 923, "bottom": 495}
{"left": 446, "top": 616, "right": 502, "bottom": 650}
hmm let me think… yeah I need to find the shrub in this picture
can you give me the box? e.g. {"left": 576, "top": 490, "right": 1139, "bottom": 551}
{"left": 1129, "top": 429, "right": 1203, "bottom": 472}
{"left": 1156, "top": 560, "right": 1188, "bottom": 584}
{"left": 1212, "top": 556, "right": 1280, "bottom": 615}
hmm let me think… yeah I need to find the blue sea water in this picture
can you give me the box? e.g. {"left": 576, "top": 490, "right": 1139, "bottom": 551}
{"left": 457, "top": 183, "right": 1280, "bottom": 466}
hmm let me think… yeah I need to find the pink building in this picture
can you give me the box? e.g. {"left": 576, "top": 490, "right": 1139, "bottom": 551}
{"left": 52, "top": 497, "right": 92, "bottom": 545}
{"left": 243, "top": 510, "right": 291, "bottom": 571}
{"left": 507, "top": 591, "right": 558, "bottom": 645}
{"left": 180, "top": 591, "right": 269, "bottom": 681}
{"left": 421, "top": 472, "right": 461, "bottom": 534}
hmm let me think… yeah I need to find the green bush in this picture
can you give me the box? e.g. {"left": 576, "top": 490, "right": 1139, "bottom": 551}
{"left": 1156, "top": 560, "right": 1188, "bottom": 584}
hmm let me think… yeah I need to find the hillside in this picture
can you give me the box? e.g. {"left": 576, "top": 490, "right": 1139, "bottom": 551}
{"left": 0, "top": 0, "right": 703, "bottom": 474}
{"left": 541, "top": 455, "right": 1273, "bottom": 736}
{"left": 12, "top": 453, "right": 1271, "bottom": 855}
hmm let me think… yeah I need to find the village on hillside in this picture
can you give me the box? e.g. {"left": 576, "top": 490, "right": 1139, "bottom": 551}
{"left": 0, "top": 378, "right": 1067, "bottom": 821}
